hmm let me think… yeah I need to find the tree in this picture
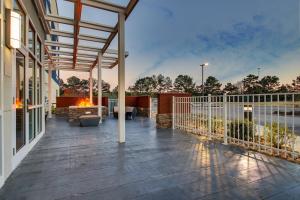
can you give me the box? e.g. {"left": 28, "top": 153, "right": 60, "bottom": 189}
{"left": 79, "top": 79, "right": 89, "bottom": 92}
{"left": 277, "top": 84, "right": 293, "bottom": 93}
{"left": 259, "top": 76, "right": 280, "bottom": 93}
{"left": 154, "top": 74, "right": 172, "bottom": 93}
{"left": 223, "top": 83, "right": 239, "bottom": 95}
{"left": 128, "top": 76, "right": 156, "bottom": 94}
{"left": 173, "top": 75, "right": 195, "bottom": 93}
{"left": 292, "top": 76, "right": 300, "bottom": 92}
{"left": 93, "top": 80, "right": 111, "bottom": 93}
{"left": 242, "top": 74, "right": 262, "bottom": 94}
{"left": 203, "top": 76, "right": 222, "bottom": 95}
{"left": 66, "top": 76, "right": 80, "bottom": 88}
{"left": 102, "top": 80, "right": 111, "bottom": 93}
{"left": 112, "top": 85, "right": 118, "bottom": 94}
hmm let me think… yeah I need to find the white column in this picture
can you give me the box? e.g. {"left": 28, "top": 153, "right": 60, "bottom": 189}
{"left": 223, "top": 94, "right": 228, "bottom": 145}
{"left": 208, "top": 94, "right": 212, "bottom": 140}
{"left": 97, "top": 53, "right": 102, "bottom": 122}
{"left": 118, "top": 13, "right": 126, "bottom": 143}
{"left": 48, "top": 66, "right": 52, "bottom": 118}
{"left": 89, "top": 70, "right": 93, "bottom": 104}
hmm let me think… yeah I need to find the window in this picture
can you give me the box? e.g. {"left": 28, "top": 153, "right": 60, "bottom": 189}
{"left": 13, "top": 0, "right": 25, "bottom": 46}
{"left": 28, "top": 23, "right": 35, "bottom": 53}
{"left": 36, "top": 38, "right": 41, "bottom": 61}
{"left": 28, "top": 56, "right": 35, "bottom": 105}
{"left": 36, "top": 64, "right": 42, "bottom": 134}
{"left": 16, "top": 50, "right": 25, "bottom": 151}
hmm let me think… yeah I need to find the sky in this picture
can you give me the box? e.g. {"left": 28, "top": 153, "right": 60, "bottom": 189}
{"left": 57, "top": 0, "right": 300, "bottom": 89}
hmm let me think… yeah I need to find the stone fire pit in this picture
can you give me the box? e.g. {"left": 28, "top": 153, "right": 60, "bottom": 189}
{"left": 68, "top": 106, "right": 108, "bottom": 122}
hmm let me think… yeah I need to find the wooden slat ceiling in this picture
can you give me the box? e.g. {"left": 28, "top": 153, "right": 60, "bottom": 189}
{"left": 35, "top": 0, "right": 138, "bottom": 71}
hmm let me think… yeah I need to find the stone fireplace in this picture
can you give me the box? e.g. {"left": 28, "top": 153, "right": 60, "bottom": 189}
{"left": 68, "top": 106, "right": 108, "bottom": 122}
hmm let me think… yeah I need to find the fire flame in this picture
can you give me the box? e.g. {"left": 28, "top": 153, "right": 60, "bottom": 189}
{"left": 77, "top": 98, "right": 94, "bottom": 107}
{"left": 16, "top": 98, "right": 23, "bottom": 108}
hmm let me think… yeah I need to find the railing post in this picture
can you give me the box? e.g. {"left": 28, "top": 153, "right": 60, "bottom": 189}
{"left": 223, "top": 94, "right": 228, "bottom": 145}
{"left": 208, "top": 94, "right": 212, "bottom": 139}
{"left": 172, "top": 96, "right": 175, "bottom": 130}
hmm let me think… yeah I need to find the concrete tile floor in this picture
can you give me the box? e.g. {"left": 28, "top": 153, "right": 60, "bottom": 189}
{"left": 1, "top": 117, "right": 300, "bottom": 200}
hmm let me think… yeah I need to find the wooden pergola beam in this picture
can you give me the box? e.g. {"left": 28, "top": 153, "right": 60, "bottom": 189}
{"left": 73, "top": 0, "right": 83, "bottom": 68}
{"left": 39, "top": 0, "right": 138, "bottom": 72}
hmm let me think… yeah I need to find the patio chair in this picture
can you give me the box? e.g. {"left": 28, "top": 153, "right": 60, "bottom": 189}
{"left": 113, "top": 106, "right": 137, "bottom": 120}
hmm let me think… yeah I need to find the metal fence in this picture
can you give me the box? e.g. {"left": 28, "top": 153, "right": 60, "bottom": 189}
{"left": 173, "top": 93, "right": 300, "bottom": 159}
{"left": 151, "top": 98, "right": 158, "bottom": 119}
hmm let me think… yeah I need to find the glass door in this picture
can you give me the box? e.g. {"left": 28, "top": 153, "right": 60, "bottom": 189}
{"left": 28, "top": 56, "right": 35, "bottom": 141}
{"left": 15, "top": 50, "right": 26, "bottom": 151}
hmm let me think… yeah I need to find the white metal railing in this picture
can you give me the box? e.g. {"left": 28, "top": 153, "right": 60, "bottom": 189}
{"left": 173, "top": 93, "right": 300, "bottom": 159}
{"left": 151, "top": 98, "right": 158, "bottom": 119}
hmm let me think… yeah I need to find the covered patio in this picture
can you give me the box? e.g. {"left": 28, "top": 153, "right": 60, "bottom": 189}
{"left": 1, "top": 117, "right": 300, "bottom": 199}
{"left": 38, "top": 0, "right": 139, "bottom": 143}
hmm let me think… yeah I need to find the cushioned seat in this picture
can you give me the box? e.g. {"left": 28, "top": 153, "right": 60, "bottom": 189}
{"left": 79, "top": 115, "right": 100, "bottom": 127}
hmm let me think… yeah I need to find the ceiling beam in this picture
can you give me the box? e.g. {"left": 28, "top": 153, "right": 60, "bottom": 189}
{"left": 52, "top": 67, "right": 91, "bottom": 72}
{"left": 45, "top": 14, "right": 115, "bottom": 32}
{"left": 46, "top": 57, "right": 96, "bottom": 62}
{"left": 45, "top": 41, "right": 100, "bottom": 52}
{"left": 79, "top": 20, "right": 115, "bottom": 32}
{"left": 45, "top": 15, "right": 73, "bottom": 25}
{"left": 48, "top": 50, "right": 98, "bottom": 59}
{"left": 50, "top": 30, "right": 107, "bottom": 43}
{"left": 50, "top": 29, "right": 73, "bottom": 38}
{"left": 79, "top": 34, "right": 107, "bottom": 43}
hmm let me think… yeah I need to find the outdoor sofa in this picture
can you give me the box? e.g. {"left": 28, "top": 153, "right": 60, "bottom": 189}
{"left": 113, "top": 106, "right": 137, "bottom": 120}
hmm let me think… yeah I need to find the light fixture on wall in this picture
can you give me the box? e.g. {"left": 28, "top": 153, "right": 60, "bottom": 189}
{"left": 6, "top": 9, "right": 21, "bottom": 49}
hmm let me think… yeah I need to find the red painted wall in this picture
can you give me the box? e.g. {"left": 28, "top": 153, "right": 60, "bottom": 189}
{"left": 136, "top": 96, "right": 151, "bottom": 108}
{"left": 157, "top": 93, "right": 191, "bottom": 114}
{"left": 125, "top": 96, "right": 150, "bottom": 108}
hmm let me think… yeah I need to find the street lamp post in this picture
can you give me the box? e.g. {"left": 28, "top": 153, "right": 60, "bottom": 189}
{"left": 200, "top": 63, "right": 209, "bottom": 96}
{"left": 257, "top": 67, "right": 261, "bottom": 78}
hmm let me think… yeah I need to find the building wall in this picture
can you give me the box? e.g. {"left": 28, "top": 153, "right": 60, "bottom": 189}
{"left": 0, "top": 0, "right": 54, "bottom": 188}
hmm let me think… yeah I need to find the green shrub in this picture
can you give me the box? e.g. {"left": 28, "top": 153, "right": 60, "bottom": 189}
{"left": 265, "top": 122, "right": 295, "bottom": 149}
{"left": 228, "top": 120, "right": 254, "bottom": 141}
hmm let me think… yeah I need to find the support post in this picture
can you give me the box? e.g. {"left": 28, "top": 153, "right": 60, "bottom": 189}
{"left": 208, "top": 94, "right": 212, "bottom": 139}
{"left": 172, "top": 96, "right": 175, "bottom": 129}
{"left": 97, "top": 53, "right": 102, "bottom": 123}
{"left": 118, "top": 12, "right": 125, "bottom": 143}
{"left": 89, "top": 69, "right": 93, "bottom": 104}
{"left": 48, "top": 66, "right": 52, "bottom": 118}
{"left": 223, "top": 94, "right": 228, "bottom": 145}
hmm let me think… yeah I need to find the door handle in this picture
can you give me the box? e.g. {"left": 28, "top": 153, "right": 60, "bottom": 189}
{"left": 26, "top": 99, "right": 31, "bottom": 112}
